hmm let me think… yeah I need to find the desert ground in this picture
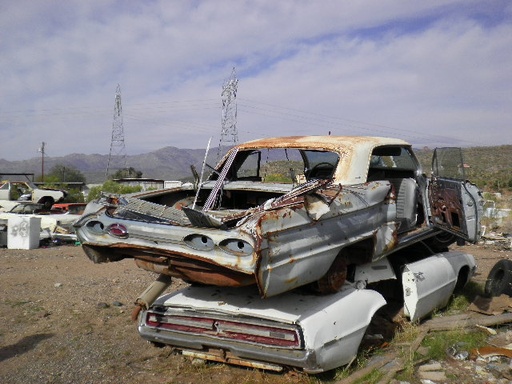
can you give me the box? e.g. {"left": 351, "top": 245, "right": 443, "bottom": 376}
{"left": 0, "top": 241, "right": 510, "bottom": 384}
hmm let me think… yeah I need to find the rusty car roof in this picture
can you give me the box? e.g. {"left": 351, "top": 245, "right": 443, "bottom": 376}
{"left": 236, "top": 136, "right": 410, "bottom": 151}
{"left": 233, "top": 136, "right": 412, "bottom": 184}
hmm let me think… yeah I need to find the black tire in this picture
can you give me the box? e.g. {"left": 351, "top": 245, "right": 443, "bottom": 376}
{"left": 424, "top": 232, "right": 457, "bottom": 253}
{"left": 40, "top": 197, "right": 55, "bottom": 210}
{"left": 484, "top": 259, "right": 512, "bottom": 297}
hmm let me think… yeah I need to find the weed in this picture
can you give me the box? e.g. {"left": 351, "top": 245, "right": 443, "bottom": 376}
{"left": 421, "top": 329, "right": 486, "bottom": 361}
{"left": 5, "top": 299, "right": 31, "bottom": 308}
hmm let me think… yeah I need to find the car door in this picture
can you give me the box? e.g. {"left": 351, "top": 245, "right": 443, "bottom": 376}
{"left": 428, "top": 147, "right": 483, "bottom": 243}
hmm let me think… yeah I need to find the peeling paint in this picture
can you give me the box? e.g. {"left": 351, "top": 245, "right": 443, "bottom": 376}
{"left": 75, "top": 136, "right": 483, "bottom": 298}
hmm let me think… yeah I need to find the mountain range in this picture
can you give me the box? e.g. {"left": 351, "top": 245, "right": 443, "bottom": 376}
{"left": 1, "top": 144, "right": 510, "bottom": 190}
{"left": 0, "top": 146, "right": 227, "bottom": 184}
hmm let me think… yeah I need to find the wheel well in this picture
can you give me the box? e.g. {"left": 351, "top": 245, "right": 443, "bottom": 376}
{"left": 454, "top": 266, "right": 470, "bottom": 292}
{"left": 38, "top": 196, "right": 55, "bottom": 206}
{"left": 313, "top": 239, "right": 374, "bottom": 294}
{"left": 342, "top": 238, "right": 374, "bottom": 266}
{"left": 341, "top": 239, "right": 375, "bottom": 283}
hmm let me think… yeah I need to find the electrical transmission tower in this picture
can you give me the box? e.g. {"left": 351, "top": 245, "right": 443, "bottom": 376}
{"left": 106, "top": 84, "right": 127, "bottom": 178}
{"left": 217, "top": 68, "right": 239, "bottom": 162}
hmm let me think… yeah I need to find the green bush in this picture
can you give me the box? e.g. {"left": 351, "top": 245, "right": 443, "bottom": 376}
{"left": 87, "top": 181, "right": 142, "bottom": 202}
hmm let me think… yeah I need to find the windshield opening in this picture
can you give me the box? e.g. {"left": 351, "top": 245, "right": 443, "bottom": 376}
{"left": 212, "top": 148, "right": 339, "bottom": 184}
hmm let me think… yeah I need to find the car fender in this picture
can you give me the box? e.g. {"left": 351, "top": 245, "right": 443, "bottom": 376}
{"left": 299, "top": 287, "right": 386, "bottom": 372}
{"left": 402, "top": 251, "right": 476, "bottom": 322}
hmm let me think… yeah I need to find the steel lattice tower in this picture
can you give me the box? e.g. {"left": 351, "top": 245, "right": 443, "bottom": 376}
{"left": 217, "top": 68, "right": 239, "bottom": 161}
{"left": 106, "top": 84, "right": 127, "bottom": 177}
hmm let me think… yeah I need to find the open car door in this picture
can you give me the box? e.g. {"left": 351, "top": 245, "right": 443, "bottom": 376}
{"left": 428, "top": 147, "right": 483, "bottom": 243}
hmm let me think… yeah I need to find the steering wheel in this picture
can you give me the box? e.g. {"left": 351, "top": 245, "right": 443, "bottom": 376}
{"left": 307, "top": 162, "right": 334, "bottom": 179}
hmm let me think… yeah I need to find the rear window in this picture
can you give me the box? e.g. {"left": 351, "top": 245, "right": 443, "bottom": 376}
{"left": 367, "top": 146, "right": 418, "bottom": 180}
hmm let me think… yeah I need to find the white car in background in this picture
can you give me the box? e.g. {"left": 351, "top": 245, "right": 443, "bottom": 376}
{"left": 0, "top": 180, "right": 66, "bottom": 209}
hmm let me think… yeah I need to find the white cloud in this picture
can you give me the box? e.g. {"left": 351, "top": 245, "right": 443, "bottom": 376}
{"left": 0, "top": 0, "right": 510, "bottom": 160}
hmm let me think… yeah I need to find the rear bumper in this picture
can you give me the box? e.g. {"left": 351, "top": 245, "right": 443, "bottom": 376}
{"left": 138, "top": 321, "right": 321, "bottom": 373}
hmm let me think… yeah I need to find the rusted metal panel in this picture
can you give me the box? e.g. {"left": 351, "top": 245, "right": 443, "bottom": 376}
{"left": 75, "top": 135, "right": 482, "bottom": 298}
{"left": 134, "top": 257, "right": 255, "bottom": 287}
{"left": 256, "top": 183, "right": 395, "bottom": 297}
{"left": 181, "top": 349, "right": 285, "bottom": 372}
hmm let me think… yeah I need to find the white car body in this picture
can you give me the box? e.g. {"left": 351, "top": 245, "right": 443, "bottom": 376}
{"left": 138, "top": 251, "right": 476, "bottom": 372}
{"left": 0, "top": 180, "right": 66, "bottom": 208}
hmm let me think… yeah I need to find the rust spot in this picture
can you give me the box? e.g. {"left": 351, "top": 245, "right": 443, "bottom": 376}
{"left": 133, "top": 256, "right": 256, "bottom": 287}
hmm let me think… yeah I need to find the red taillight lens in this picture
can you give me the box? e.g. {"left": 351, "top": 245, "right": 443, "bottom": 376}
{"left": 107, "top": 223, "right": 128, "bottom": 238}
{"left": 145, "top": 313, "right": 302, "bottom": 348}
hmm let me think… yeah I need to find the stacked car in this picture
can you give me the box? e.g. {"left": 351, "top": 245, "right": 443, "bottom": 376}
{"left": 75, "top": 136, "right": 483, "bottom": 372}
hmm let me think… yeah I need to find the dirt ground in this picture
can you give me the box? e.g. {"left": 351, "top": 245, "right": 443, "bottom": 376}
{"left": 0, "top": 242, "right": 510, "bottom": 384}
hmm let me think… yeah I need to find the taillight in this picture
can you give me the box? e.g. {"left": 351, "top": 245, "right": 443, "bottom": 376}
{"left": 184, "top": 234, "right": 215, "bottom": 251}
{"left": 219, "top": 238, "right": 253, "bottom": 256}
{"left": 107, "top": 223, "right": 129, "bottom": 238}
{"left": 145, "top": 313, "right": 302, "bottom": 348}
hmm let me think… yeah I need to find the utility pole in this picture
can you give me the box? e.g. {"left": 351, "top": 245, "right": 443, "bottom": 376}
{"left": 38, "top": 142, "right": 46, "bottom": 182}
{"left": 106, "top": 84, "right": 127, "bottom": 178}
{"left": 217, "top": 67, "right": 239, "bottom": 162}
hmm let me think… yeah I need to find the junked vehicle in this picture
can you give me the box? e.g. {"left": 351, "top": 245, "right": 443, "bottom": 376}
{"left": 52, "top": 202, "right": 87, "bottom": 215}
{"left": 0, "top": 180, "right": 67, "bottom": 209}
{"left": 0, "top": 201, "right": 83, "bottom": 243}
{"left": 138, "top": 247, "right": 476, "bottom": 373}
{"left": 75, "top": 136, "right": 483, "bottom": 297}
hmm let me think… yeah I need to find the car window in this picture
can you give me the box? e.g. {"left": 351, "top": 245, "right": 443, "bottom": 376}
{"left": 67, "top": 205, "right": 86, "bottom": 215}
{"left": 229, "top": 149, "right": 304, "bottom": 183}
{"left": 10, "top": 204, "right": 42, "bottom": 214}
{"left": 302, "top": 150, "right": 339, "bottom": 180}
{"left": 302, "top": 150, "right": 339, "bottom": 169}
{"left": 370, "top": 147, "right": 416, "bottom": 170}
{"left": 367, "top": 146, "right": 418, "bottom": 181}
{"left": 236, "top": 151, "right": 261, "bottom": 179}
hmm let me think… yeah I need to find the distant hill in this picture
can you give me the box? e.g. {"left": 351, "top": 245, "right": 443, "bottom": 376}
{"left": 415, "top": 145, "right": 512, "bottom": 191}
{"left": 1, "top": 144, "right": 510, "bottom": 191}
{"left": 0, "top": 146, "right": 230, "bottom": 184}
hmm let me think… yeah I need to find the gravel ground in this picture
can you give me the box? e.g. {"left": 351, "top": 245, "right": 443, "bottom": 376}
{"left": 0, "top": 242, "right": 509, "bottom": 384}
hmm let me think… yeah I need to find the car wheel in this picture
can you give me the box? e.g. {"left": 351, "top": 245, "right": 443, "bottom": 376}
{"left": 484, "top": 259, "right": 512, "bottom": 297}
{"left": 424, "top": 232, "right": 457, "bottom": 253}
{"left": 312, "top": 256, "right": 347, "bottom": 294}
{"left": 40, "top": 197, "right": 55, "bottom": 210}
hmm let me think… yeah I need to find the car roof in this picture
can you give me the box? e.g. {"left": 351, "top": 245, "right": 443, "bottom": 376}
{"left": 232, "top": 136, "right": 412, "bottom": 184}
{"left": 236, "top": 135, "right": 409, "bottom": 151}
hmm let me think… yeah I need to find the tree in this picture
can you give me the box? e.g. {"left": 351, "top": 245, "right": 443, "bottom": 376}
{"left": 37, "top": 164, "right": 87, "bottom": 203}
{"left": 87, "top": 180, "right": 142, "bottom": 202}
{"left": 46, "top": 164, "right": 86, "bottom": 183}
{"left": 110, "top": 167, "right": 143, "bottom": 179}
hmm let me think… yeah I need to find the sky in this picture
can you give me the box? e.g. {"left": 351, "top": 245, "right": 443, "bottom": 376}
{"left": 1, "top": 0, "right": 511, "bottom": 161}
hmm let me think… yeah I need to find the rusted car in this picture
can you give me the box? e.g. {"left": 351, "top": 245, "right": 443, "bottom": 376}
{"left": 75, "top": 136, "right": 483, "bottom": 298}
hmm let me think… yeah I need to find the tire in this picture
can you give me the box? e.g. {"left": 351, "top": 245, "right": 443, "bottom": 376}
{"left": 40, "top": 197, "right": 55, "bottom": 210}
{"left": 311, "top": 256, "right": 348, "bottom": 294}
{"left": 424, "top": 232, "right": 457, "bottom": 253}
{"left": 484, "top": 259, "right": 512, "bottom": 297}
